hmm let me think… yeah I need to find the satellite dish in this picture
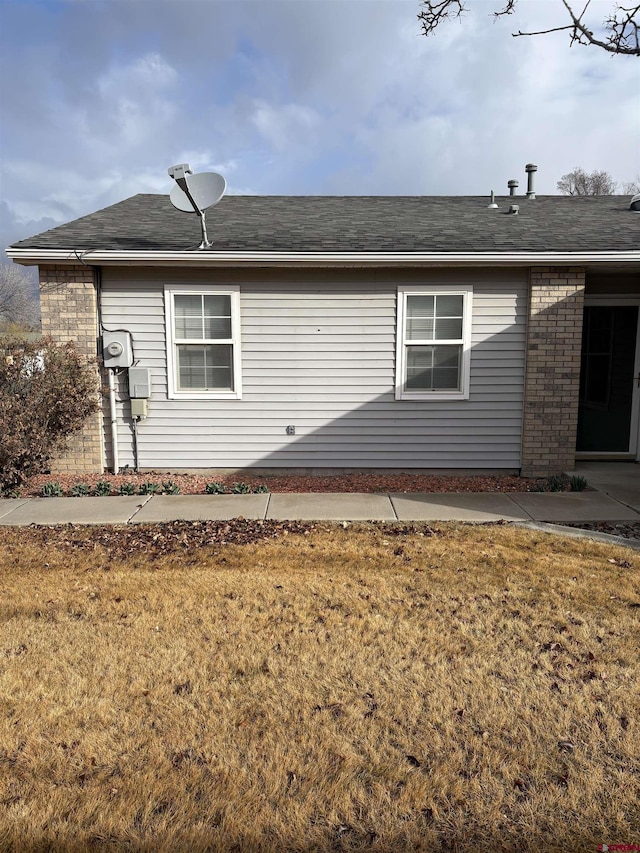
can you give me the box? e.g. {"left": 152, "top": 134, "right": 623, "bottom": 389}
{"left": 167, "top": 164, "right": 226, "bottom": 249}
{"left": 170, "top": 172, "right": 226, "bottom": 213}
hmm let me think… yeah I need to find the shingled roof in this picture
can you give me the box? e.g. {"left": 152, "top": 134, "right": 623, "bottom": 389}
{"left": 9, "top": 193, "right": 640, "bottom": 254}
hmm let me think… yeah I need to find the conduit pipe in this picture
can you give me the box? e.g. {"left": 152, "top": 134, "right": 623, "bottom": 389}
{"left": 107, "top": 368, "right": 119, "bottom": 474}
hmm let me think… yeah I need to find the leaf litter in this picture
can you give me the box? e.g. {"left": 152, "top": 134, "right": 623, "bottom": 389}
{"left": 0, "top": 519, "right": 442, "bottom": 562}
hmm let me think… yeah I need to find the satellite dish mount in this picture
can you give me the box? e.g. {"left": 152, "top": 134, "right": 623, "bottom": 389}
{"left": 168, "top": 163, "right": 226, "bottom": 250}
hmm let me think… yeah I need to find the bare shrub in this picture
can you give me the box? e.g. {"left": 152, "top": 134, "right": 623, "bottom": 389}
{"left": 0, "top": 337, "right": 99, "bottom": 492}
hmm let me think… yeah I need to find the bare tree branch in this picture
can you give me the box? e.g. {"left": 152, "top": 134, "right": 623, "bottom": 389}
{"left": 418, "top": 1, "right": 467, "bottom": 37}
{"left": 557, "top": 167, "right": 618, "bottom": 195}
{"left": 513, "top": 25, "right": 574, "bottom": 38}
{"left": 554, "top": 0, "right": 640, "bottom": 55}
{"left": 493, "top": 1, "right": 517, "bottom": 19}
{"left": 418, "top": 0, "right": 640, "bottom": 55}
{"left": 0, "top": 265, "right": 40, "bottom": 332}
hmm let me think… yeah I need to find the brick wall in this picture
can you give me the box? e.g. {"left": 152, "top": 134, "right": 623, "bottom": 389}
{"left": 520, "top": 267, "right": 585, "bottom": 478}
{"left": 39, "top": 264, "right": 104, "bottom": 473}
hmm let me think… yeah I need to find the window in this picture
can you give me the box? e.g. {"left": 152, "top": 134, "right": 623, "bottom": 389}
{"left": 165, "top": 285, "right": 241, "bottom": 399}
{"left": 396, "top": 285, "right": 472, "bottom": 400}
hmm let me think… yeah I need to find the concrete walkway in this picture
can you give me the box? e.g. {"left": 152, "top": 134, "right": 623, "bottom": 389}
{"left": 573, "top": 461, "right": 640, "bottom": 513}
{"left": 1, "top": 487, "right": 639, "bottom": 526}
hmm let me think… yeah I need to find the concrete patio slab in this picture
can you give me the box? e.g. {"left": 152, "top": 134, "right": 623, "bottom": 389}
{"left": 509, "top": 491, "right": 640, "bottom": 522}
{"left": 0, "top": 499, "right": 31, "bottom": 521}
{"left": 390, "top": 492, "right": 530, "bottom": 522}
{"left": 130, "top": 494, "right": 269, "bottom": 523}
{"left": 0, "top": 496, "right": 148, "bottom": 526}
{"left": 267, "top": 493, "right": 396, "bottom": 521}
{"left": 572, "top": 462, "right": 640, "bottom": 513}
{"left": 597, "top": 487, "right": 640, "bottom": 513}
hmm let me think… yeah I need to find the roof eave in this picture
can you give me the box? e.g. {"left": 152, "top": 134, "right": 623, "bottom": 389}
{"left": 6, "top": 248, "right": 640, "bottom": 268}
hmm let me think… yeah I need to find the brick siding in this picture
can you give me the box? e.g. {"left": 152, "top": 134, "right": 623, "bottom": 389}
{"left": 521, "top": 267, "right": 585, "bottom": 478}
{"left": 39, "top": 264, "right": 104, "bottom": 473}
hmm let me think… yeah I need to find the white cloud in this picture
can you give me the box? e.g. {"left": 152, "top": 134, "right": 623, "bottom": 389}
{"left": 176, "top": 152, "right": 240, "bottom": 174}
{"left": 98, "top": 52, "right": 178, "bottom": 94}
{"left": 251, "top": 101, "right": 322, "bottom": 151}
{"left": 1, "top": 0, "right": 638, "bottom": 251}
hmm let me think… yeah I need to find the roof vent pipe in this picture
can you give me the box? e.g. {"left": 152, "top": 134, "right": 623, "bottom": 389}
{"left": 525, "top": 163, "right": 537, "bottom": 199}
{"left": 487, "top": 190, "right": 499, "bottom": 209}
{"left": 508, "top": 179, "right": 519, "bottom": 196}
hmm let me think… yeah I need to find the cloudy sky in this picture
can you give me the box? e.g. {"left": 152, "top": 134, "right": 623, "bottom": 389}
{"left": 1, "top": 0, "right": 639, "bottom": 253}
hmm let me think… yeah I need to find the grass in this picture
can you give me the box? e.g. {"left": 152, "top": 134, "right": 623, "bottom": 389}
{"left": 0, "top": 523, "right": 638, "bottom": 852}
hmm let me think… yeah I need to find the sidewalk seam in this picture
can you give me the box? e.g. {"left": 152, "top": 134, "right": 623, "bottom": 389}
{"left": 126, "top": 495, "right": 153, "bottom": 524}
{"left": 387, "top": 494, "right": 399, "bottom": 521}
{"left": 0, "top": 498, "right": 31, "bottom": 523}
{"left": 594, "top": 485, "right": 640, "bottom": 517}
{"left": 505, "top": 493, "right": 535, "bottom": 520}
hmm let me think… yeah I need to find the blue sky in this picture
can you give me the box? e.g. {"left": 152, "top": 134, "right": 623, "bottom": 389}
{"left": 1, "top": 0, "right": 639, "bottom": 252}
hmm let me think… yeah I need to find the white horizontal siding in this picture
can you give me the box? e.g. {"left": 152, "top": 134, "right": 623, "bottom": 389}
{"left": 100, "top": 267, "right": 527, "bottom": 470}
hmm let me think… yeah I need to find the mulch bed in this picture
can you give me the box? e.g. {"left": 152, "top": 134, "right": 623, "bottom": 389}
{"left": 565, "top": 521, "right": 640, "bottom": 542}
{"left": 16, "top": 471, "right": 548, "bottom": 497}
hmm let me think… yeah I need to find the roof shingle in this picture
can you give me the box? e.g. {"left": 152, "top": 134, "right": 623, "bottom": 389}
{"left": 10, "top": 194, "right": 640, "bottom": 254}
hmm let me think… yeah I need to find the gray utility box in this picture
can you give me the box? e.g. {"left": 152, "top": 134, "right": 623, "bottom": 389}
{"left": 128, "top": 367, "right": 151, "bottom": 399}
{"left": 102, "top": 331, "right": 133, "bottom": 368}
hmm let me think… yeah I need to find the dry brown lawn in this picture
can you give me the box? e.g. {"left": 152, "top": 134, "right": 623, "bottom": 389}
{"left": 0, "top": 522, "right": 639, "bottom": 852}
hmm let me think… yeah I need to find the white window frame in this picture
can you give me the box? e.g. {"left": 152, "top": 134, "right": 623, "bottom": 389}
{"left": 164, "top": 284, "right": 242, "bottom": 400}
{"left": 395, "top": 284, "right": 473, "bottom": 401}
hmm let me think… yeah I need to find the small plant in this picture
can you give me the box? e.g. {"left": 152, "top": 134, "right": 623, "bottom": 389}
{"left": 547, "top": 474, "right": 570, "bottom": 492}
{"left": 162, "top": 480, "right": 181, "bottom": 495}
{"left": 569, "top": 475, "right": 588, "bottom": 492}
{"left": 205, "top": 482, "right": 226, "bottom": 495}
{"left": 231, "top": 482, "right": 251, "bottom": 494}
{"left": 531, "top": 473, "right": 572, "bottom": 493}
{"left": 118, "top": 483, "right": 137, "bottom": 496}
{"left": 138, "top": 481, "right": 161, "bottom": 495}
{"left": 42, "top": 482, "right": 64, "bottom": 497}
{"left": 69, "top": 483, "right": 91, "bottom": 497}
{"left": 253, "top": 484, "right": 270, "bottom": 494}
{"left": 93, "top": 480, "right": 112, "bottom": 496}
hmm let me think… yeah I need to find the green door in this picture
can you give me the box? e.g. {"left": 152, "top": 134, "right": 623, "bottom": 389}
{"left": 577, "top": 306, "right": 638, "bottom": 452}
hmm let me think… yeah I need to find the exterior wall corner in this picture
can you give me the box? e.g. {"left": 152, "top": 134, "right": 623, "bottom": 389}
{"left": 520, "top": 267, "right": 585, "bottom": 478}
{"left": 39, "top": 264, "right": 104, "bottom": 474}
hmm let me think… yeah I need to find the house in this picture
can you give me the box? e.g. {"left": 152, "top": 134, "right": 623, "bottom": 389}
{"left": 6, "top": 175, "right": 640, "bottom": 478}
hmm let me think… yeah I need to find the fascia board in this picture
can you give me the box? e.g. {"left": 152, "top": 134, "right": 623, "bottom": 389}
{"left": 6, "top": 248, "right": 640, "bottom": 266}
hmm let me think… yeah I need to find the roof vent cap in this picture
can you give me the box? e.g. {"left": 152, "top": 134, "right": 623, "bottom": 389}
{"left": 525, "top": 163, "right": 537, "bottom": 200}
{"left": 630, "top": 193, "right": 640, "bottom": 212}
{"left": 509, "top": 204, "right": 520, "bottom": 215}
{"left": 508, "top": 179, "right": 519, "bottom": 196}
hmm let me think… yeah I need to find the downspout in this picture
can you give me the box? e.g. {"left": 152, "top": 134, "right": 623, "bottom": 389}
{"left": 93, "top": 265, "right": 108, "bottom": 472}
{"left": 94, "top": 264, "right": 120, "bottom": 474}
{"left": 107, "top": 368, "right": 119, "bottom": 474}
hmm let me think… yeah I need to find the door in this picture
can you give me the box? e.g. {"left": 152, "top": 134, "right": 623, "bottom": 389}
{"left": 577, "top": 305, "right": 639, "bottom": 454}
